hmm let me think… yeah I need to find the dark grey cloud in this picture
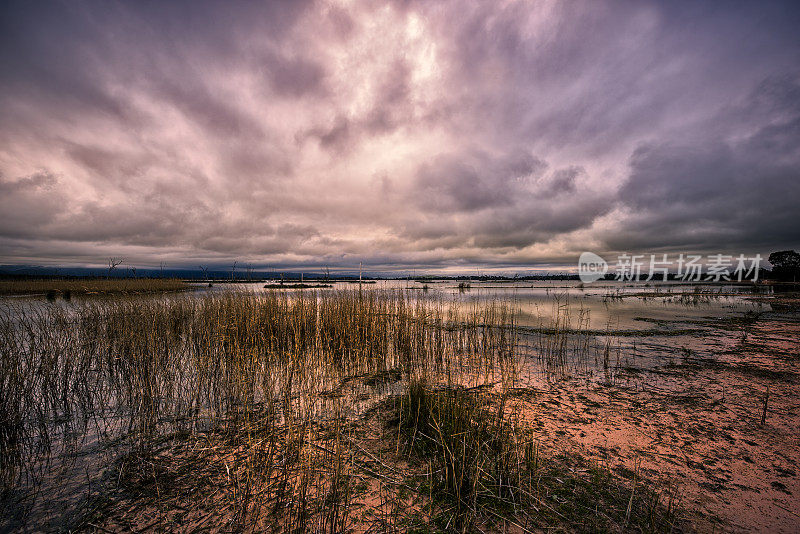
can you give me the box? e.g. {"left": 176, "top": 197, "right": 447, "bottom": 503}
{"left": 401, "top": 150, "right": 612, "bottom": 251}
{"left": 419, "top": 0, "right": 800, "bottom": 155}
{"left": 609, "top": 74, "right": 800, "bottom": 253}
{"left": 0, "top": 171, "right": 63, "bottom": 238}
{"left": 412, "top": 150, "right": 546, "bottom": 212}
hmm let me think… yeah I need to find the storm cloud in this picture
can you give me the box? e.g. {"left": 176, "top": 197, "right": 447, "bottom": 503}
{"left": 1, "top": 0, "right": 798, "bottom": 272}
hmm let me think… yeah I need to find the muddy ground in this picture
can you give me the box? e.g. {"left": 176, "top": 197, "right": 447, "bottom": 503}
{"left": 510, "top": 309, "right": 800, "bottom": 532}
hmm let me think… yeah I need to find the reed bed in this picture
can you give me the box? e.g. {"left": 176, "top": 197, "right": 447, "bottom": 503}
{"left": 0, "top": 278, "right": 189, "bottom": 296}
{"left": 0, "top": 288, "right": 682, "bottom": 532}
{"left": 393, "top": 380, "right": 681, "bottom": 532}
{"left": 520, "top": 296, "right": 627, "bottom": 384}
{"left": 0, "top": 289, "right": 517, "bottom": 528}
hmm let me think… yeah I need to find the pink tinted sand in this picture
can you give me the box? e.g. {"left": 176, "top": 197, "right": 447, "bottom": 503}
{"left": 510, "top": 316, "right": 800, "bottom": 532}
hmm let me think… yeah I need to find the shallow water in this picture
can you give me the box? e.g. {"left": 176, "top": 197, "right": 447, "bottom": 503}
{"left": 190, "top": 279, "right": 771, "bottom": 331}
{"left": 4, "top": 279, "right": 769, "bottom": 332}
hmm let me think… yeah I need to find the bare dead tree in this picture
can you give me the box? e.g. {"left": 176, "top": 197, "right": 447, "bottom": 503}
{"left": 107, "top": 258, "right": 124, "bottom": 278}
{"left": 127, "top": 264, "right": 137, "bottom": 278}
{"left": 199, "top": 265, "right": 209, "bottom": 281}
{"left": 230, "top": 261, "right": 238, "bottom": 281}
{"left": 159, "top": 261, "right": 166, "bottom": 278}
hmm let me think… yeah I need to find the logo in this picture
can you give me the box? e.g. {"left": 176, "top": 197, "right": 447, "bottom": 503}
{"left": 576, "top": 252, "right": 762, "bottom": 282}
{"left": 578, "top": 252, "right": 608, "bottom": 283}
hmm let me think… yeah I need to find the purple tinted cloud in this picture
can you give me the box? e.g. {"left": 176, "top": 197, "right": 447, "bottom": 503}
{"left": 1, "top": 0, "right": 798, "bottom": 271}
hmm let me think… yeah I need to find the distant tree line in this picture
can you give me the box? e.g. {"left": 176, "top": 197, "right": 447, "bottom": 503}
{"left": 1, "top": 250, "right": 799, "bottom": 282}
{"left": 768, "top": 250, "right": 800, "bottom": 282}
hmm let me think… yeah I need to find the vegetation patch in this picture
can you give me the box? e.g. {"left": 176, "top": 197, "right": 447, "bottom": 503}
{"left": 391, "top": 381, "right": 686, "bottom": 532}
{"left": 0, "top": 278, "right": 189, "bottom": 296}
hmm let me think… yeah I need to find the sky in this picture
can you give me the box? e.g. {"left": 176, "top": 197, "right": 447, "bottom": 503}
{"left": 1, "top": 0, "right": 799, "bottom": 273}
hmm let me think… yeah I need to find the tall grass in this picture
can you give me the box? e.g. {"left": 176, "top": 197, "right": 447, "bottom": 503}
{"left": 0, "top": 288, "right": 682, "bottom": 531}
{"left": 522, "top": 296, "right": 630, "bottom": 384}
{"left": 395, "top": 379, "right": 682, "bottom": 532}
{"left": 0, "top": 289, "right": 518, "bottom": 529}
{"left": 397, "top": 381, "right": 530, "bottom": 517}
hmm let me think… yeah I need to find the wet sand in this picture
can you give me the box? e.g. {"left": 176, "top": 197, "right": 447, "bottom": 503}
{"left": 509, "top": 311, "right": 800, "bottom": 532}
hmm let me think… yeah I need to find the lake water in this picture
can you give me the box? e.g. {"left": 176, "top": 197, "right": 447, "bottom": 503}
{"left": 188, "top": 279, "right": 771, "bottom": 331}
